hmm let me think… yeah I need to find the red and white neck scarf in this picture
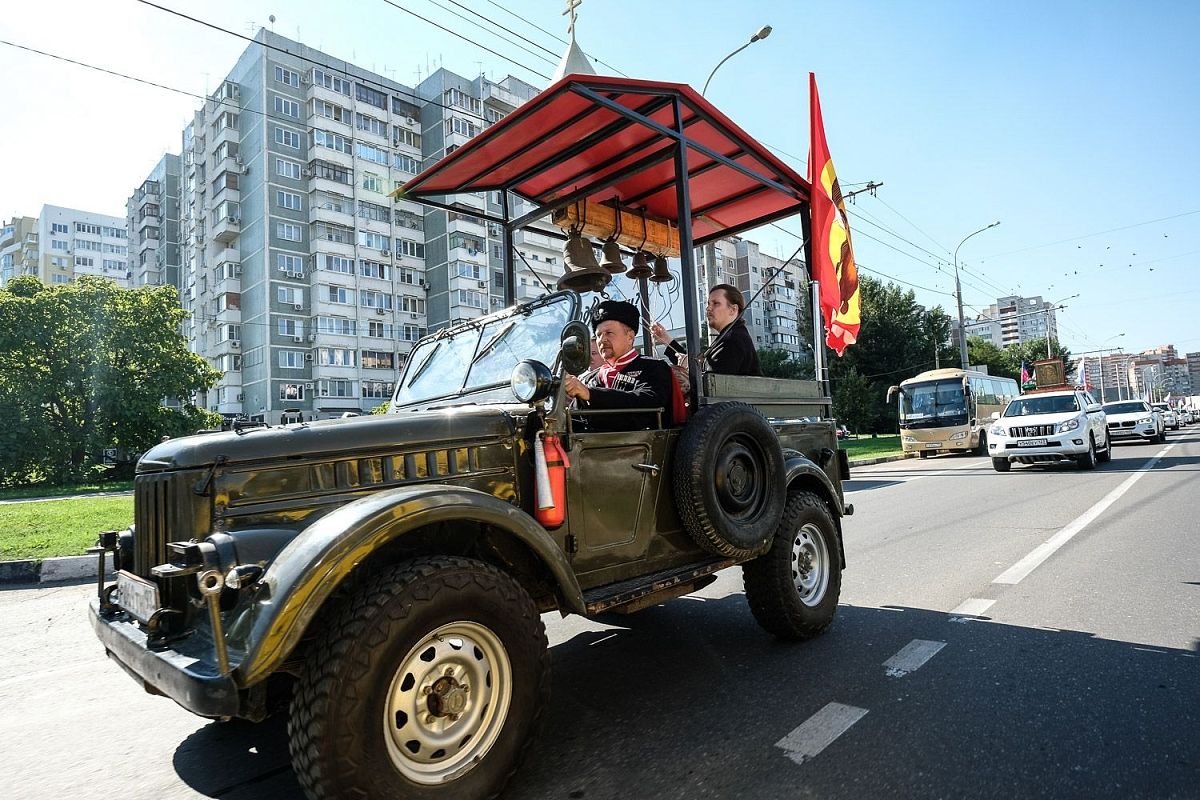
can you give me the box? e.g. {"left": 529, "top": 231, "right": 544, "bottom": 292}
{"left": 595, "top": 349, "right": 638, "bottom": 388}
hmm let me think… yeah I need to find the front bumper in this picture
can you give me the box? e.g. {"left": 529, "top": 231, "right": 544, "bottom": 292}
{"left": 89, "top": 597, "right": 239, "bottom": 718}
{"left": 1107, "top": 423, "right": 1157, "bottom": 441}
{"left": 989, "top": 431, "right": 1090, "bottom": 460}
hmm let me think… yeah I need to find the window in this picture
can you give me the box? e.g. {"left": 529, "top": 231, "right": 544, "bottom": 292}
{"left": 355, "top": 113, "right": 388, "bottom": 138}
{"left": 394, "top": 209, "right": 423, "bottom": 231}
{"left": 278, "top": 317, "right": 303, "bottom": 338}
{"left": 313, "top": 222, "right": 353, "bottom": 243}
{"left": 400, "top": 296, "right": 425, "bottom": 314}
{"left": 317, "top": 316, "right": 357, "bottom": 335}
{"left": 276, "top": 158, "right": 302, "bottom": 179}
{"left": 361, "top": 350, "right": 395, "bottom": 370}
{"left": 359, "top": 290, "right": 392, "bottom": 309}
{"left": 398, "top": 239, "right": 425, "bottom": 258}
{"left": 51, "top": 273, "right": 71, "bottom": 284}
{"left": 274, "top": 65, "right": 301, "bottom": 86}
{"left": 275, "top": 127, "right": 301, "bottom": 149}
{"left": 394, "top": 128, "right": 421, "bottom": 149}
{"left": 277, "top": 190, "right": 302, "bottom": 211}
{"left": 455, "top": 261, "right": 483, "bottom": 280}
{"left": 280, "top": 383, "right": 305, "bottom": 401}
{"left": 312, "top": 68, "right": 350, "bottom": 95}
{"left": 361, "top": 172, "right": 383, "bottom": 193}
{"left": 367, "top": 320, "right": 395, "bottom": 339}
{"left": 444, "top": 89, "right": 481, "bottom": 115}
{"left": 359, "top": 259, "right": 390, "bottom": 279}
{"left": 51, "top": 223, "right": 68, "bottom": 234}
{"left": 357, "top": 200, "right": 390, "bottom": 223}
{"left": 398, "top": 268, "right": 423, "bottom": 286}
{"left": 278, "top": 350, "right": 306, "bottom": 369}
{"left": 355, "top": 83, "right": 387, "bottom": 109}
{"left": 318, "top": 348, "right": 356, "bottom": 367}
{"left": 277, "top": 285, "right": 303, "bottom": 305}
{"left": 447, "top": 116, "right": 479, "bottom": 138}
{"left": 75, "top": 222, "right": 101, "bottom": 235}
{"left": 224, "top": 354, "right": 243, "bottom": 372}
{"left": 314, "top": 192, "right": 351, "bottom": 213}
{"left": 319, "top": 379, "right": 356, "bottom": 398}
{"left": 362, "top": 381, "right": 395, "bottom": 399}
{"left": 359, "top": 230, "right": 389, "bottom": 250}
{"left": 457, "top": 289, "right": 485, "bottom": 309}
{"left": 401, "top": 324, "right": 427, "bottom": 342}
{"left": 277, "top": 221, "right": 303, "bottom": 242}
{"left": 222, "top": 324, "right": 241, "bottom": 342}
{"left": 312, "top": 100, "right": 350, "bottom": 124}
{"left": 326, "top": 286, "right": 354, "bottom": 305}
{"left": 312, "top": 129, "right": 351, "bottom": 154}
{"left": 75, "top": 256, "right": 95, "bottom": 267}
{"left": 311, "top": 160, "right": 352, "bottom": 184}
{"left": 50, "top": 256, "right": 68, "bottom": 268}
{"left": 51, "top": 239, "right": 69, "bottom": 251}
{"left": 103, "top": 259, "right": 125, "bottom": 271}
{"left": 356, "top": 142, "right": 389, "bottom": 165}
{"left": 393, "top": 153, "right": 420, "bottom": 174}
{"left": 320, "top": 254, "right": 355, "bottom": 274}
{"left": 449, "top": 232, "right": 483, "bottom": 253}
{"left": 277, "top": 253, "right": 304, "bottom": 273}
{"left": 274, "top": 95, "right": 300, "bottom": 118}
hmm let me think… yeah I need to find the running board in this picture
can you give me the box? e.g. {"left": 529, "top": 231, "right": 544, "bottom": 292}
{"left": 582, "top": 558, "right": 736, "bottom": 615}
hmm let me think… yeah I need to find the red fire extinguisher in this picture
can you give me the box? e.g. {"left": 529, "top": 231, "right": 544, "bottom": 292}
{"left": 534, "top": 431, "right": 569, "bottom": 528}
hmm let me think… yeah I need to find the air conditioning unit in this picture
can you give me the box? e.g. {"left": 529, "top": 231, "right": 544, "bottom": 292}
{"left": 410, "top": 312, "right": 418, "bottom": 319}
{"left": 380, "top": 249, "right": 390, "bottom": 257}
{"left": 307, "top": 333, "right": 317, "bottom": 342}
{"left": 375, "top": 307, "right": 386, "bottom": 315}
{"left": 477, "top": 280, "right": 487, "bottom": 289}
{"left": 293, "top": 335, "right": 304, "bottom": 343}
{"left": 240, "top": 165, "right": 250, "bottom": 175}
{"left": 302, "top": 168, "right": 314, "bottom": 178}
{"left": 234, "top": 157, "right": 244, "bottom": 167}
{"left": 304, "top": 353, "right": 313, "bottom": 361}
{"left": 305, "top": 382, "right": 314, "bottom": 390}
{"left": 237, "top": 393, "right": 244, "bottom": 402}
{"left": 294, "top": 303, "right": 304, "bottom": 310}
{"left": 419, "top": 280, "right": 429, "bottom": 289}
{"left": 406, "top": 117, "right": 416, "bottom": 125}
{"left": 227, "top": 215, "right": 240, "bottom": 224}
{"left": 230, "top": 340, "right": 240, "bottom": 348}
{"left": 301, "top": 75, "right": 311, "bottom": 85}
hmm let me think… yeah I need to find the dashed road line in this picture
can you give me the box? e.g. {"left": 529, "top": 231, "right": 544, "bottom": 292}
{"left": 948, "top": 597, "right": 996, "bottom": 622}
{"left": 775, "top": 702, "right": 869, "bottom": 766}
{"left": 884, "top": 639, "right": 947, "bottom": 677}
{"left": 993, "top": 443, "right": 1175, "bottom": 585}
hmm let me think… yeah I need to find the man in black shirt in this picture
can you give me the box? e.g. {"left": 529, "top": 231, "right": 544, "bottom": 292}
{"left": 564, "top": 300, "right": 682, "bottom": 432}
{"left": 651, "top": 284, "right": 761, "bottom": 376}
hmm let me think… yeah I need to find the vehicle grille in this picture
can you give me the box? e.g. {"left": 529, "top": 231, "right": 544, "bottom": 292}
{"left": 1107, "top": 421, "right": 1135, "bottom": 429}
{"left": 133, "top": 472, "right": 201, "bottom": 576}
{"left": 1012, "top": 424, "right": 1055, "bottom": 437}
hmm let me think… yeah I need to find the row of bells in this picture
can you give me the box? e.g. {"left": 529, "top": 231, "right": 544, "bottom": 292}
{"left": 557, "top": 229, "right": 672, "bottom": 294}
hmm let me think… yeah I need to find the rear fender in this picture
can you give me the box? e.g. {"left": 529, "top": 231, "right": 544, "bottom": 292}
{"left": 783, "top": 453, "right": 847, "bottom": 568}
{"left": 236, "top": 485, "right": 581, "bottom": 686}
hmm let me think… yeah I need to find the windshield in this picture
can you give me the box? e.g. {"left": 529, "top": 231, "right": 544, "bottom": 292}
{"left": 392, "top": 293, "right": 576, "bottom": 408}
{"left": 899, "top": 380, "right": 967, "bottom": 420}
{"left": 1151, "top": 404, "right": 1170, "bottom": 412}
{"left": 1105, "top": 401, "right": 1150, "bottom": 415}
{"left": 1003, "top": 394, "right": 1080, "bottom": 417}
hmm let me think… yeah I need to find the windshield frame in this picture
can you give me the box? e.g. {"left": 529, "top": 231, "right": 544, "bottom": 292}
{"left": 898, "top": 378, "right": 969, "bottom": 422}
{"left": 390, "top": 291, "right": 578, "bottom": 410}
{"left": 1104, "top": 401, "right": 1151, "bottom": 415}
{"left": 1002, "top": 393, "right": 1082, "bottom": 418}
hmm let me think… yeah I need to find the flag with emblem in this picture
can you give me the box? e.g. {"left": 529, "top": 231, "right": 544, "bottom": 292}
{"left": 808, "top": 73, "right": 860, "bottom": 356}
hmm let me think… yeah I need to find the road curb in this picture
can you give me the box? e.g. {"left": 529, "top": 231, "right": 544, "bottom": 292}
{"left": 0, "top": 555, "right": 98, "bottom": 585}
{"left": 846, "top": 452, "right": 915, "bottom": 467}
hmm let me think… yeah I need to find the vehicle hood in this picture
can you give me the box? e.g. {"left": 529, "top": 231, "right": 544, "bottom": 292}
{"left": 999, "top": 411, "right": 1083, "bottom": 428}
{"left": 137, "top": 405, "right": 523, "bottom": 472}
{"left": 1105, "top": 411, "right": 1153, "bottom": 424}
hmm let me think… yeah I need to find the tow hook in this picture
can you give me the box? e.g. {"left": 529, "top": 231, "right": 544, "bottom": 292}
{"left": 88, "top": 530, "right": 118, "bottom": 610}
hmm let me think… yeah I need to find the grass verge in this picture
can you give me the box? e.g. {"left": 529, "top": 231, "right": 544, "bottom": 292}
{"left": 0, "top": 497, "right": 134, "bottom": 561}
{"left": 0, "top": 480, "right": 134, "bottom": 502}
{"left": 840, "top": 434, "right": 905, "bottom": 462}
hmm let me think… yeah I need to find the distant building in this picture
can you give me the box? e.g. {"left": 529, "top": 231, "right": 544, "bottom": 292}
{"left": 965, "top": 294, "right": 1058, "bottom": 348}
{"left": 125, "top": 154, "right": 182, "bottom": 289}
{"left": 0, "top": 216, "right": 39, "bottom": 286}
{"left": 2, "top": 206, "right": 129, "bottom": 288}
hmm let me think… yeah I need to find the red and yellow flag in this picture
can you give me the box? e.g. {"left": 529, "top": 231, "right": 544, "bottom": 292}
{"left": 808, "top": 73, "right": 860, "bottom": 356}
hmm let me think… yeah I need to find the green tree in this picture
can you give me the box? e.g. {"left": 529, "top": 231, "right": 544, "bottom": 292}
{"left": 833, "top": 367, "right": 872, "bottom": 434}
{"left": 757, "top": 347, "right": 813, "bottom": 379}
{"left": 0, "top": 276, "right": 220, "bottom": 486}
{"left": 967, "top": 336, "right": 1016, "bottom": 380}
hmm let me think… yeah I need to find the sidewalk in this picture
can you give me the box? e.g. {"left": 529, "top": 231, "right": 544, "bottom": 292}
{"left": 0, "top": 490, "right": 133, "bottom": 505}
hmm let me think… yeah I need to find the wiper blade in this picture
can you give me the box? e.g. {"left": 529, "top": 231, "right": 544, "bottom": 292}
{"left": 408, "top": 342, "right": 442, "bottom": 385}
{"left": 472, "top": 320, "right": 516, "bottom": 366}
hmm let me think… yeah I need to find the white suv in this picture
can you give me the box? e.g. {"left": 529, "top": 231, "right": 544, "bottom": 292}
{"left": 988, "top": 390, "right": 1110, "bottom": 472}
{"left": 1151, "top": 403, "right": 1179, "bottom": 431}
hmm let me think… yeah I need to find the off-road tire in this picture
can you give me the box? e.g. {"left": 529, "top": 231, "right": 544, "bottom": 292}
{"left": 743, "top": 491, "right": 842, "bottom": 640}
{"left": 1076, "top": 436, "right": 1097, "bottom": 470}
{"left": 1097, "top": 436, "right": 1112, "bottom": 463}
{"left": 918, "top": 450, "right": 931, "bottom": 459}
{"left": 288, "top": 556, "right": 548, "bottom": 800}
{"left": 975, "top": 431, "right": 988, "bottom": 456}
{"left": 673, "top": 402, "right": 785, "bottom": 559}
{"left": 992, "top": 457, "right": 1011, "bottom": 472}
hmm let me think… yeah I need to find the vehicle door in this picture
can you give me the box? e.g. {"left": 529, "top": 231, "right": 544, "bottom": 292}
{"left": 1083, "top": 392, "right": 1105, "bottom": 445}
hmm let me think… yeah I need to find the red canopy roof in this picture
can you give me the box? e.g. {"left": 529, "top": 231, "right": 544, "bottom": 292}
{"left": 398, "top": 74, "right": 810, "bottom": 245}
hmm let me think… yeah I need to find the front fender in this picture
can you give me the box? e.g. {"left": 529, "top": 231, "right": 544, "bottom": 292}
{"left": 236, "top": 485, "right": 582, "bottom": 686}
{"left": 783, "top": 452, "right": 845, "bottom": 516}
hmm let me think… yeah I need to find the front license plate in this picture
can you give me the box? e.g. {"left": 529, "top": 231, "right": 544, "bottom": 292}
{"left": 924, "top": 443, "right": 940, "bottom": 449}
{"left": 116, "top": 570, "right": 160, "bottom": 624}
{"left": 1017, "top": 438, "right": 1048, "bottom": 447}
{"left": 1110, "top": 429, "right": 1132, "bottom": 437}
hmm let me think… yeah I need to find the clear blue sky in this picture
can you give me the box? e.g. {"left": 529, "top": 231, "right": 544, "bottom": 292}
{"left": 2, "top": 0, "right": 1197, "bottom": 357}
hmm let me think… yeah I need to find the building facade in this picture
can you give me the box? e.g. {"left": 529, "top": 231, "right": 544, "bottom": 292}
{"left": 126, "top": 154, "right": 182, "bottom": 289}
{"left": 0, "top": 216, "right": 39, "bottom": 286}
{"left": 965, "top": 294, "right": 1058, "bottom": 348}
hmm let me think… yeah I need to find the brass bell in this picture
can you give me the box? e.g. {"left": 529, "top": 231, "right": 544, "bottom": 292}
{"left": 600, "top": 239, "right": 627, "bottom": 274}
{"left": 626, "top": 250, "right": 653, "bottom": 280}
{"left": 650, "top": 254, "right": 672, "bottom": 283}
{"left": 557, "top": 229, "right": 611, "bottom": 293}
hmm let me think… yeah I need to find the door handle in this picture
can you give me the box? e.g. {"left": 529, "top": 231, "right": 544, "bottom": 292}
{"left": 632, "top": 463, "right": 660, "bottom": 476}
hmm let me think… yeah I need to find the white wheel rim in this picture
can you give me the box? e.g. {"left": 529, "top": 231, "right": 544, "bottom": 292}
{"left": 791, "top": 522, "right": 830, "bottom": 607}
{"left": 382, "top": 621, "right": 512, "bottom": 785}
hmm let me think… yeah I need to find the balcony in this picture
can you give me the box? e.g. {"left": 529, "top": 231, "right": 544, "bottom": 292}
{"left": 447, "top": 212, "right": 486, "bottom": 237}
{"left": 212, "top": 207, "right": 240, "bottom": 244}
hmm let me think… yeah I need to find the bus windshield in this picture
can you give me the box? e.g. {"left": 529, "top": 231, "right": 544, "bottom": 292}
{"left": 900, "top": 379, "right": 967, "bottom": 422}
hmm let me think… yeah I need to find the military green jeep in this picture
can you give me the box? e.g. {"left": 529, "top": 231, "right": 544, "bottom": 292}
{"left": 90, "top": 75, "right": 854, "bottom": 800}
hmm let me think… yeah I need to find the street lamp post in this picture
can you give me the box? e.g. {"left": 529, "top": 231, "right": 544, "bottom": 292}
{"left": 1043, "top": 293, "right": 1079, "bottom": 359}
{"left": 1097, "top": 333, "right": 1126, "bottom": 402}
{"left": 953, "top": 221, "right": 1000, "bottom": 370}
{"left": 701, "top": 25, "right": 773, "bottom": 96}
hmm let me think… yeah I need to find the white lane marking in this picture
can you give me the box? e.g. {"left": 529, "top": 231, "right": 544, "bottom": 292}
{"left": 775, "top": 702, "right": 869, "bottom": 766}
{"left": 993, "top": 443, "right": 1176, "bottom": 585}
{"left": 948, "top": 598, "right": 996, "bottom": 621}
{"left": 883, "top": 639, "right": 947, "bottom": 677}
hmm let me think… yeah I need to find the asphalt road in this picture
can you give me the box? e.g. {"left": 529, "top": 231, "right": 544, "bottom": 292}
{"left": 2, "top": 428, "right": 1197, "bottom": 799}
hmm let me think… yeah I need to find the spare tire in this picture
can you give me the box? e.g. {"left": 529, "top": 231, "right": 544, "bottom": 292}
{"left": 673, "top": 402, "right": 786, "bottom": 559}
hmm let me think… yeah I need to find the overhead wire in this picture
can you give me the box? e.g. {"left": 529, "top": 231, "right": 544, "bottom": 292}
{"left": 980, "top": 209, "right": 1200, "bottom": 259}
{"left": 408, "top": 0, "right": 559, "bottom": 68}
{"left": 481, "top": 0, "right": 628, "bottom": 76}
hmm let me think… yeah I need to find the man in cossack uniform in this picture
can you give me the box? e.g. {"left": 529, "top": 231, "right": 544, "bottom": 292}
{"left": 563, "top": 300, "right": 684, "bottom": 432}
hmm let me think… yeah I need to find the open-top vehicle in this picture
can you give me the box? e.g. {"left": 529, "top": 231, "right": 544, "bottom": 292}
{"left": 89, "top": 74, "right": 853, "bottom": 800}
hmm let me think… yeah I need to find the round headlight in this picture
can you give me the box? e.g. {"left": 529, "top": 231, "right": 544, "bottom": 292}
{"left": 511, "top": 360, "right": 554, "bottom": 404}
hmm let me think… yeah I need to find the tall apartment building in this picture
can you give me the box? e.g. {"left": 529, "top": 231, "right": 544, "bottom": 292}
{"left": 0, "top": 216, "right": 39, "bottom": 286}
{"left": 1187, "top": 352, "right": 1200, "bottom": 394}
{"left": 126, "top": 154, "right": 182, "bottom": 289}
{"left": 964, "top": 294, "right": 1058, "bottom": 348}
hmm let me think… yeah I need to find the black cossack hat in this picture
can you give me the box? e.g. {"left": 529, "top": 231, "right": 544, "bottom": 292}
{"left": 590, "top": 300, "right": 640, "bottom": 332}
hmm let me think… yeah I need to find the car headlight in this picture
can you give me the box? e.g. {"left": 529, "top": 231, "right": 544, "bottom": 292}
{"left": 510, "top": 360, "right": 555, "bottom": 403}
{"left": 1137, "top": 416, "right": 1152, "bottom": 424}
{"left": 989, "top": 425, "right": 1006, "bottom": 437}
{"left": 903, "top": 436, "right": 916, "bottom": 443}
{"left": 1057, "top": 417, "right": 1081, "bottom": 433}
{"left": 950, "top": 431, "right": 968, "bottom": 441}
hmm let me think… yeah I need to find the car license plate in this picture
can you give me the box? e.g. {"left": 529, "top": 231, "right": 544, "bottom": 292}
{"left": 1017, "top": 438, "right": 1048, "bottom": 447}
{"left": 924, "top": 443, "right": 940, "bottom": 449}
{"left": 116, "top": 570, "right": 160, "bottom": 624}
{"left": 1110, "top": 429, "right": 1132, "bottom": 437}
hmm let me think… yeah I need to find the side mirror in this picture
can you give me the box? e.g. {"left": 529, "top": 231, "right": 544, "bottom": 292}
{"left": 886, "top": 385, "right": 900, "bottom": 402}
{"left": 559, "top": 320, "right": 592, "bottom": 375}
{"left": 1087, "top": 404, "right": 1102, "bottom": 413}
{"left": 962, "top": 377, "right": 971, "bottom": 394}
{"left": 990, "top": 411, "right": 1001, "bottom": 421}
